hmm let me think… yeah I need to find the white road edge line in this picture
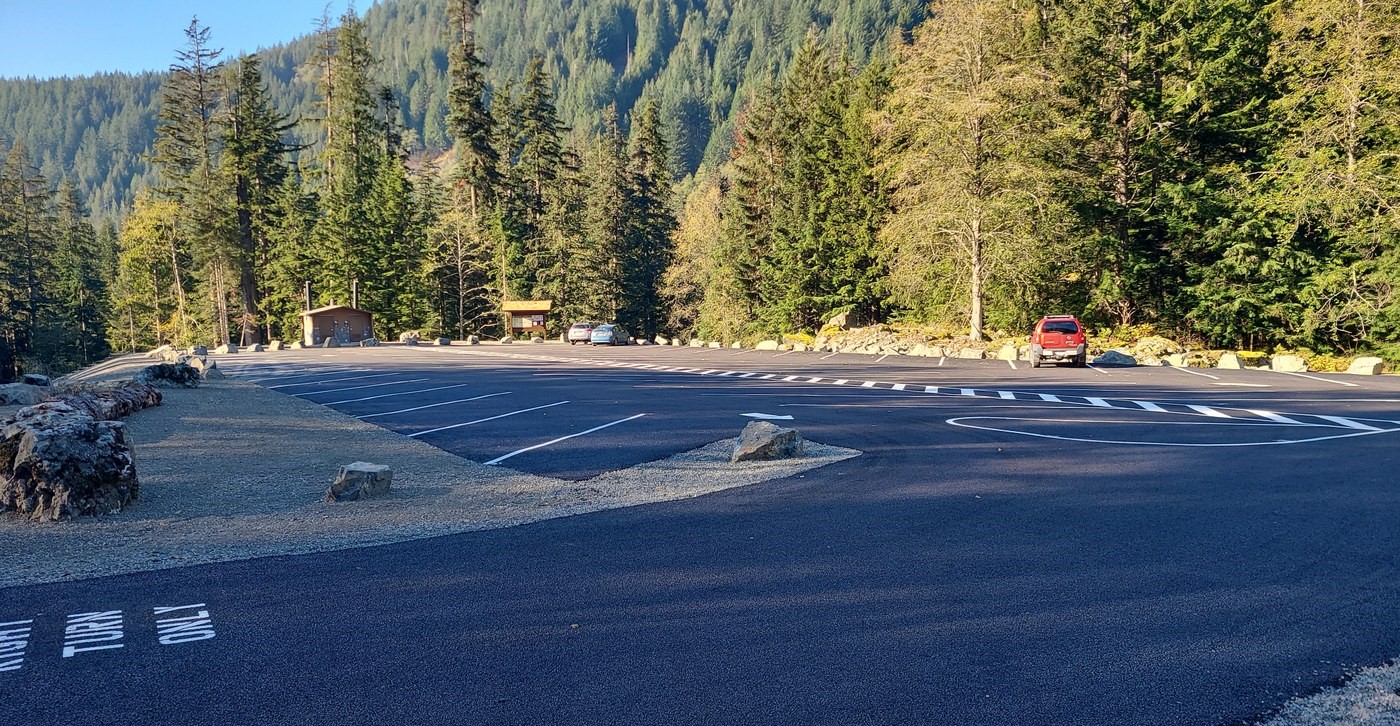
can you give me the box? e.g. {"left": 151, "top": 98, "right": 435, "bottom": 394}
{"left": 356, "top": 392, "right": 512, "bottom": 419}
{"left": 483, "top": 413, "right": 647, "bottom": 465}
{"left": 408, "top": 400, "right": 570, "bottom": 437}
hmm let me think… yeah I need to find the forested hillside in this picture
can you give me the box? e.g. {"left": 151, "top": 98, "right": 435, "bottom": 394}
{"left": 1, "top": 0, "right": 1397, "bottom": 385}
{"left": 0, "top": 0, "right": 922, "bottom": 221}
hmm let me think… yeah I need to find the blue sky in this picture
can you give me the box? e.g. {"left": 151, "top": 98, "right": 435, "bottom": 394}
{"left": 0, "top": 1, "right": 357, "bottom": 79}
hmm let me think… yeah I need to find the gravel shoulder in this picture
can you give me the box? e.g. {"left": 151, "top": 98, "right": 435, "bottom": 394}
{"left": 0, "top": 374, "right": 857, "bottom": 589}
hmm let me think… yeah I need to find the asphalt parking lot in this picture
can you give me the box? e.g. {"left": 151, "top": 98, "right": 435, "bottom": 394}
{"left": 3, "top": 341, "right": 1398, "bottom": 725}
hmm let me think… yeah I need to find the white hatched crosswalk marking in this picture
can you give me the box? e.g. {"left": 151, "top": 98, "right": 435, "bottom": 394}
{"left": 1135, "top": 401, "right": 1167, "bottom": 413}
{"left": 1039, "top": 394, "right": 1061, "bottom": 403}
{"left": 1187, "top": 405, "right": 1232, "bottom": 419}
{"left": 1248, "top": 410, "right": 1304, "bottom": 425}
{"left": 1316, "top": 416, "right": 1381, "bottom": 431}
{"left": 1086, "top": 397, "right": 1112, "bottom": 408}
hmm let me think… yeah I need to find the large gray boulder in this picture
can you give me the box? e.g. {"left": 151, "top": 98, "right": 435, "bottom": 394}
{"left": 956, "top": 347, "right": 986, "bottom": 360}
{"left": 203, "top": 366, "right": 225, "bottom": 380}
{"left": 188, "top": 346, "right": 208, "bottom": 356}
{"left": 134, "top": 363, "right": 201, "bottom": 388}
{"left": 59, "top": 381, "right": 162, "bottom": 420}
{"left": 0, "top": 402, "right": 139, "bottom": 522}
{"left": 755, "top": 340, "right": 780, "bottom": 351}
{"left": 467, "top": 335, "right": 480, "bottom": 345}
{"left": 655, "top": 335, "right": 670, "bottom": 346}
{"left": 1217, "top": 353, "right": 1242, "bottom": 370}
{"left": 1271, "top": 355, "right": 1308, "bottom": 373}
{"left": 0, "top": 384, "right": 46, "bottom": 406}
{"left": 147, "top": 344, "right": 175, "bottom": 360}
{"left": 245, "top": 343, "right": 265, "bottom": 353}
{"left": 324, "top": 462, "right": 393, "bottom": 502}
{"left": 1093, "top": 350, "right": 1137, "bottom": 367}
{"left": 499, "top": 337, "right": 514, "bottom": 344}
{"left": 731, "top": 421, "right": 804, "bottom": 463}
{"left": 21, "top": 374, "right": 50, "bottom": 387}
{"left": 996, "top": 344, "right": 1019, "bottom": 361}
{"left": 1346, "top": 356, "right": 1385, "bottom": 375}
{"left": 398, "top": 331, "right": 421, "bottom": 343}
{"left": 359, "top": 338, "right": 380, "bottom": 347}
{"left": 436, "top": 337, "right": 452, "bottom": 346}
{"left": 289, "top": 340, "right": 306, "bottom": 350}
{"left": 268, "top": 340, "right": 286, "bottom": 351}
{"left": 214, "top": 343, "right": 238, "bottom": 354}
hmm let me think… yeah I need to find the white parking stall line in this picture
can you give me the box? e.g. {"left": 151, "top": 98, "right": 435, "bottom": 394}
{"left": 357, "top": 392, "right": 512, "bottom": 419}
{"left": 1134, "top": 401, "right": 1167, "bottom": 413}
{"left": 938, "top": 358, "right": 946, "bottom": 366}
{"left": 483, "top": 413, "right": 647, "bottom": 466}
{"left": 408, "top": 401, "right": 571, "bottom": 438}
{"left": 292, "top": 378, "right": 430, "bottom": 397}
{"left": 1248, "top": 409, "right": 1305, "bottom": 425}
{"left": 876, "top": 355, "right": 890, "bottom": 363}
{"left": 1169, "top": 366, "right": 1219, "bottom": 380}
{"left": 1186, "top": 405, "right": 1232, "bottom": 419}
{"left": 1316, "top": 415, "right": 1382, "bottom": 431}
{"left": 1007, "top": 360, "right": 1018, "bottom": 370}
{"left": 323, "top": 383, "right": 476, "bottom": 406}
{"left": 821, "top": 352, "right": 840, "bottom": 360}
{"left": 1271, "top": 370, "right": 1361, "bottom": 387}
{"left": 774, "top": 351, "right": 795, "bottom": 357}
{"left": 246, "top": 367, "right": 366, "bottom": 383}
{"left": 268, "top": 372, "right": 398, "bottom": 389}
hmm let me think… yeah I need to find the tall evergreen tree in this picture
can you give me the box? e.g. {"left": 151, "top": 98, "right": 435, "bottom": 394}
{"left": 622, "top": 96, "right": 678, "bottom": 337}
{"left": 153, "top": 17, "right": 233, "bottom": 345}
{"left": 222, "top": 54, "right": 293, "bottom": 344}
{"left": 50, "top": 181, "right": 110, "bottom": 368}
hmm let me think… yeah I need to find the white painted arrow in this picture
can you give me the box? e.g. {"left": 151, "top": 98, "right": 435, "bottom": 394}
{"left": 741, "top": 413, "right": 794, "bottom": 420}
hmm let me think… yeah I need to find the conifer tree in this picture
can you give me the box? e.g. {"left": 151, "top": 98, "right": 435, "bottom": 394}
{"left": 153, "top": 17, "right": 233, "bottom": 345}
{"left": 623, "top": 96, "right": 677, "bottom": 337}
{"left": 222, "top": 54, "right": 293, "bottom": 345}
{"left": 51, "top": 181, "right": 110, "bottom": 367}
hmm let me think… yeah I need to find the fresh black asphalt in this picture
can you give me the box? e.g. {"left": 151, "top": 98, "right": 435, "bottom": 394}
{"left": 3, "top": 343, "right": 1398, "bottom": 725}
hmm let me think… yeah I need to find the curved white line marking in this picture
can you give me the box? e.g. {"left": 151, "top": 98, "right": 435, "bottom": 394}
{"left": 945, "top": 416, "right": 1399, "bottom": 447}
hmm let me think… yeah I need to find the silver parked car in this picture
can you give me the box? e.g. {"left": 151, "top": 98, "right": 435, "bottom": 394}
{"left": 567, "top": 321, "right": 604, "bottom": 345}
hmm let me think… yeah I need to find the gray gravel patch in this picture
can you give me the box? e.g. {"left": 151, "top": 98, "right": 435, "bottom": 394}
{"left": 0, "top": 377, "right": 858, "bottom": 588}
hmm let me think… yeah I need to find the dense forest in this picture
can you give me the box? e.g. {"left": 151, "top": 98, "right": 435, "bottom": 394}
{"left": 0, "top": 0, "right": 1398, "bottom": 383}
